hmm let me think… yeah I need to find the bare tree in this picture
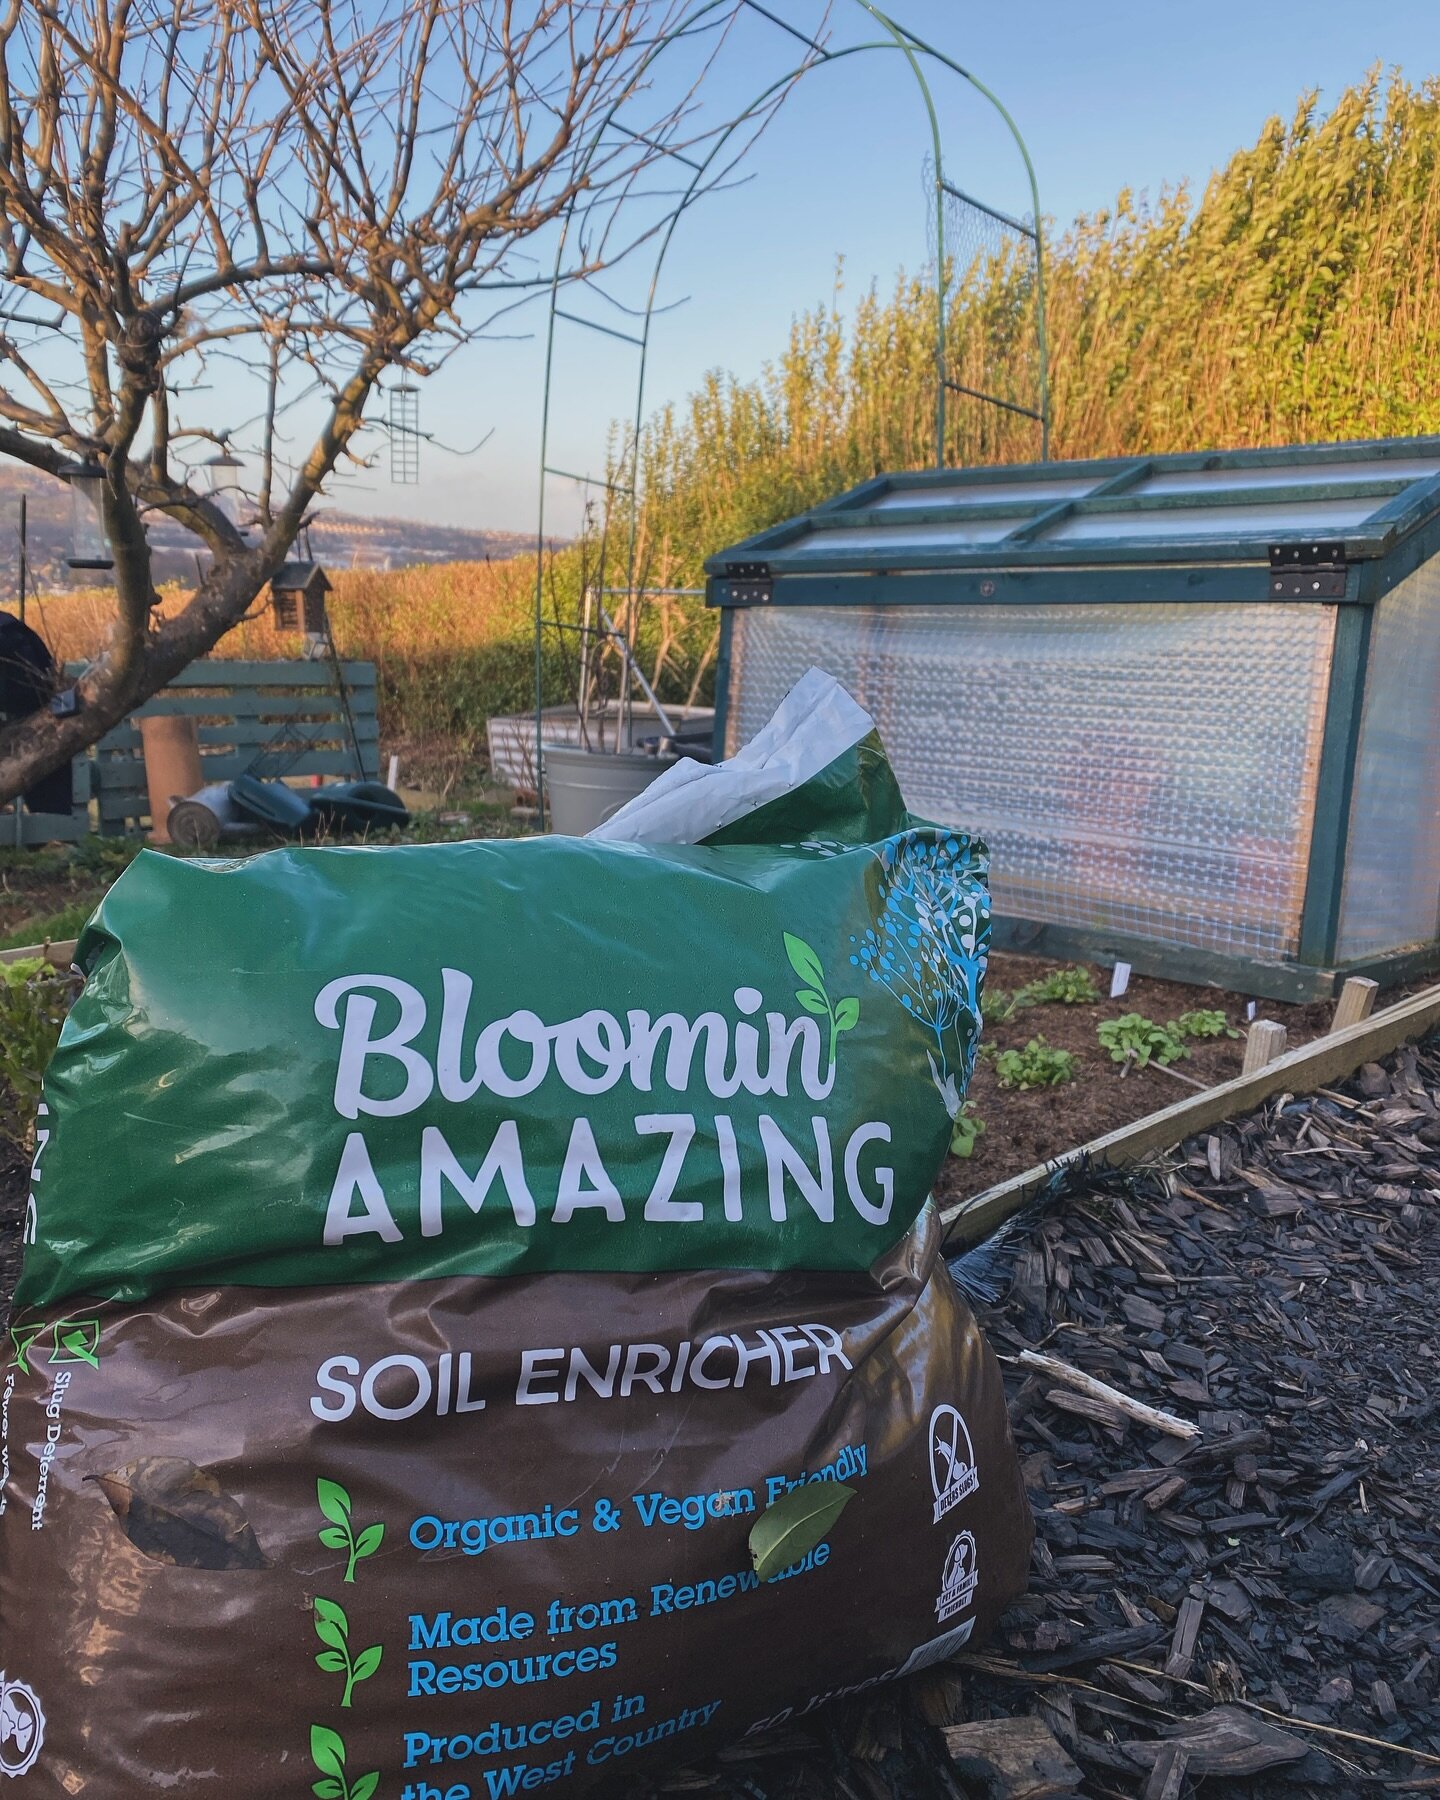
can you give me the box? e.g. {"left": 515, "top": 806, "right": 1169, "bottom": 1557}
{"left": 0, "top": 0, "right": 710, "bottom": 800}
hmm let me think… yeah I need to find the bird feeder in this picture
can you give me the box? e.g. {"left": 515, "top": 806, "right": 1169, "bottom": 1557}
{"left": 201, "top": 448, "right": 246, "bottom": 526}
{"left": 269, "top": 560, "right": 331, "bottom": 635}
{"left": 64, "top": 458, "right": 113, "bottom": 572}
{"left": 707, "top": 434, "right": 1440, "bottom": 1002}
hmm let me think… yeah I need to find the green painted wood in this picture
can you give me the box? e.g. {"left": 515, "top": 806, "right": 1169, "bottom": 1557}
{"left": 96, "top": 716, "right": 379, "bottom": 757}
{"left": 838, "top": 455, "right": 1136, "bottom": 498}
{"left": 1298, "top": 604, "right": 1373, "bottom": 967}
{"left": 1348, "top": 466, "right": 1440, "bottom": 535}
{"left": 3, "top": 810, "right": 87, "bottom": 845}
{"left": 1003, "top": 459, "right": 1154, "bottom": 545}
{"left": 711, "top": 602, "right": 734, "bottom": 762}
{"left": 1334, "top": 940, "right": 1440, "bottom": 990}
{"left": 818, "top": 475, "right": 894, "bottom": 513}
{"left": 80, "top": 658, "right": 381, "bottom": 831}
{"left": 742, "top": 534, "right": 1365, "bottom": 575}
{"left": 801, "top": 498, "right": 1039, "bottom": 531}
{"left": 708, "top": 565, "right": 1357, "bottom": 609}
{"left": 2, "top": 756, "right": 90, "bottom": 844}
{"left": 988, "top": 914, "right": 1337, "bottom": 1003}
{"left": 822, "top": 435, "right": 1440, "bottom": 504}
{"left": 1062, "top": 476, "right": 1405, "bottom": 516}
{"left": 64, "top": 659, "right": 375, "bottom": 690}
{"left": 706, "top": 436, "right": 1440, "bottom": 575}
{"left": 1359, "top": 505, "right": 1440, "bottom": 602}
{"left": 93, "top": 692, "right": 377, "bottom": 730}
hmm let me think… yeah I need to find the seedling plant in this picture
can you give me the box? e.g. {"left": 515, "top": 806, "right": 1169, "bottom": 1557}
{"left": 991, "top": 1036, "right": 1076, "bottom": 1091}
{"left": 1174, "top": 1008, "right": 1239, "bottom": 1040}
{"left": 1098, "top": 1013, "right": 1188, "bottom": 1075}
{"left": 949, "top": 1102, "right": 985, "bottom": 1159}
{"left": 1017, "top": 965, "right": 1100, "bottom": 1006}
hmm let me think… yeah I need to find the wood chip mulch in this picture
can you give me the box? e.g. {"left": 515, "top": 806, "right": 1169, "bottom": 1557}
{"left": 645, "top": 1035, "right": 1440, "bottom": 1799}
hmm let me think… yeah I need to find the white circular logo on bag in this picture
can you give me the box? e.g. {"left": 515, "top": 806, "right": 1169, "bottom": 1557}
{"left": 0, "top": 1671, "right": 44, "bottom": 1778}
{"left": 929, "top": 1403, "right": 979, "bottom": 1522}
{"left": 936, "top": 1530, "right": 980, "bottom": 1623}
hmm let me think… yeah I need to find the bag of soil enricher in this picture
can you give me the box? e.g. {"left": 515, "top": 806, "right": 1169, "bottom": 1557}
{"left": 0, "top": 668, "right": 1031, "bottom": 1796}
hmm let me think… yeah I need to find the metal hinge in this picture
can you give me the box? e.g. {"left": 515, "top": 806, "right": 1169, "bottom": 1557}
{"left": 716, "top": 561, "right": 772, "bottom": 606}
{"left": 1268, "top": 541, "right": 1347, "bottom": 598}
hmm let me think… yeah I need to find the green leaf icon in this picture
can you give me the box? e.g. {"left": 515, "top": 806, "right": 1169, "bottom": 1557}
{"left": 59, "top": 1329, "right": 99, "bottom": 1367}
{"left": 794, "top": 988, "right": 830, "bottom": 1016}
{"left": 8, "top": 1325, "right": 44, "bottom": 1374}
{"left": 316, "top": 1478, "right": 383, "bottom": 1584}
{"left": 352, "top": 1644, "right": 383, "bottom": 1684}
{"left": 312, "top": 1782, "right": 344, "bottom": 1800}
{"left": 315, "top": 1650, "right": 348, "bottom": 1674}
{"left": 783, "top": 932, "right": 826, "bottom": 989}
{"left": 350, "top": 1775, "right": 380, "bottom": 1800}
{"left": 310, "top": 1724, "right": 346, "bottom": 1779}
{"left": 316, "top": 1479, "right": 352, "bottom": 1528}
{"left": 833, "top": 996, "right": 860, "bottom": 1032}
{"left": 749, "top": 1481, "right": 855, "bottom": 1583}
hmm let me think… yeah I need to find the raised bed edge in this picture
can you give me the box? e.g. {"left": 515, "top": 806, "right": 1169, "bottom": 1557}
{"left": 1, "top": 938, "right": 78, "bottom": 967}
{"left": 941, "top": 978, "right": 1440, "bottom": 1248}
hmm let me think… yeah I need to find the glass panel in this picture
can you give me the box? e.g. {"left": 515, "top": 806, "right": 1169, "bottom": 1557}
{"left": 728, "top": 601, "right": 1335, "bottom": 962}
{"left": 790, "top": 516, "right": 1028, "bottom": 552}
{"left": 1140, "top": 457, "right": 1440, "bottom": 496}
{"left": 1335, "top": 556, "right": 1440, "bottom": 960}
{"left": 1042, "top": 495, "right": 1381, "bottom": 543}
{"left": 868, "top": 476, "right": 1097, "bottom": 511}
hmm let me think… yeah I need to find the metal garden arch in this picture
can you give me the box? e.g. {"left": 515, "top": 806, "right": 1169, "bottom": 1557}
{"left": 532, "top": 0, "right": 1049, "bottom": 811}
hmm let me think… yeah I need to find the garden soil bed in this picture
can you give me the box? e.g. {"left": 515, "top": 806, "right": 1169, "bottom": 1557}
{"left": 948, "top": 953, "right": 1417, "bottom": 1197}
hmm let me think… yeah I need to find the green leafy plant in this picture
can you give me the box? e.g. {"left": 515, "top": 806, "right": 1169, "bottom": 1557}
{"left": 949, "top": 1101, "right": 985, "bottom": 1159}
{"left": 783, "top": 932, "right": 859, "bottom": 1065}
{"left": 316, "top": 1479, "right": 384, "bottom": 1585}
{"left": 1098, "top": 1013, "right": 1189, "bottom": 1071}
{"left": 309, "top": 1724, "right": 378, "bottom": 1800}
{"left": 749, "top": 1482, "right": 855, "bottom": 1582}
{"left": 991, "top": 1036, "right": 1076, "bottom": 1091}
{"left": 1016, "top": 965, "right": 1100, "bottom": 1006}
{"left": 0, "top": 956, "right": 76, "bottom": 1143}
{"left": 313, "top": 1596, "right": 382, "bottom": 1709}
{"left": 981, "top": 984, "right": 1028, "bottom": 1023}
{"left": 1174, "top": 1008, "right": 1240, "bottom": 1040}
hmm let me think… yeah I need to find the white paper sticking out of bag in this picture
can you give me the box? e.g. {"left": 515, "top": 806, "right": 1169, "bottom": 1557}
{"left": 589, "top": 667, "right": 874, "bottom": 845}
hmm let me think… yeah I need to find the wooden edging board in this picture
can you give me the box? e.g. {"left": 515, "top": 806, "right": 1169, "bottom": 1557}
{"left": 941, "top": 978, "right": 1440, "bottom": 1249}
{"left": 0, "top": 938, "right": 78, "bottom": 968}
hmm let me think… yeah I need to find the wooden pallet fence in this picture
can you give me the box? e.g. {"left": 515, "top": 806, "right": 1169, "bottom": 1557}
{"left": 0, "top": 937, "right": 79, "bottom": 967}
{"left": 1, "top": 754, "right": 91, "bottom": 847}
{"left": 83, "top": 660, "right": 379, "bottom": 835}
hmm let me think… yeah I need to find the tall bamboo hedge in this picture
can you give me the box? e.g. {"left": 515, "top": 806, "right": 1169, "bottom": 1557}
{"left": 630, "top": 70, "right": 1440, "bottom": 578}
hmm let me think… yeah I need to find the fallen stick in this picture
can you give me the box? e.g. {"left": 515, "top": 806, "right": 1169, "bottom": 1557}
{"left": 1149, "top": 1060, "right": 1209, "bottom": 1092}
{"left": 1009, "top": 1349, "right": 1200, "bottom": 1440}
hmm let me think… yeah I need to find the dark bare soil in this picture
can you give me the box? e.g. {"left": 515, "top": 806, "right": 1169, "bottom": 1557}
{"left": 948, "top": 953, "right": 1418, "bottom": 1197}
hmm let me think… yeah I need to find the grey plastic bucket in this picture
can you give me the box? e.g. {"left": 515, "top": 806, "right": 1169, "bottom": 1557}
{"left": 542, "top": 743, "right": 677, "bottom": 836}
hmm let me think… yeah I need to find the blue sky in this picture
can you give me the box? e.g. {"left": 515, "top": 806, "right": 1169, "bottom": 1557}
{"left": 327, "top": 0, "right": 1440, "bottom": 536}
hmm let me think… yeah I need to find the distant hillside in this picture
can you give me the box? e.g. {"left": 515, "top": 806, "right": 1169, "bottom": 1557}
{"left": 0, "top": 459, "right": 539, "bottom": 592}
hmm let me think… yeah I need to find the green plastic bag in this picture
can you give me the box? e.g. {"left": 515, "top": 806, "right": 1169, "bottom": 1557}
{"left": 0, "top": 672, "right": 1030, "bottom": 1796}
